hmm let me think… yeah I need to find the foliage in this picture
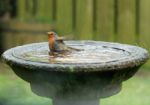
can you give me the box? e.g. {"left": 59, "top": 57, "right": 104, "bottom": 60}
{"left": 0, "top": 0, "right": 11, "bottom": 16}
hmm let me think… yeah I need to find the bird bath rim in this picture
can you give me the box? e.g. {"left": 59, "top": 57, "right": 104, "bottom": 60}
{"left": 2, "top": 40, "right": 149, "bottom": 72}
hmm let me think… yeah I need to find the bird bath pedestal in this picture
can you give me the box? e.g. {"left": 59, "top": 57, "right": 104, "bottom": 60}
{"left": 2, "top": 41, "right": 149, "bottom": 105}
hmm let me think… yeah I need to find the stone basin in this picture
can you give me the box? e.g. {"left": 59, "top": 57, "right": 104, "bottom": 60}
{"left": 2, "top": 41, "right": 149, "bottom": 105}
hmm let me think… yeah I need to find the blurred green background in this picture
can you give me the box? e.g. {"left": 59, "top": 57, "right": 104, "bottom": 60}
{"left": 0, "top": 0, "right": 150, "bottom": 105}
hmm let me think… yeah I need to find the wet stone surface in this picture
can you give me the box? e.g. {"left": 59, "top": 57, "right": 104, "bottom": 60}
{"left": 13, "top": 41, "right": 131, "bottom": 64}
{"left": 2, "top": 41, "right": 149, "bottom": 72}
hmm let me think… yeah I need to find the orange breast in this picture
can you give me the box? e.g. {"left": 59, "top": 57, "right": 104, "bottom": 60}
{"left": 48, "top": 37, "right": 55, "bottom": 50}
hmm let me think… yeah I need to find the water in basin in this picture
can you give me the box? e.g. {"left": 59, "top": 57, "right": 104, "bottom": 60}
{"left": 12, "top": 42, "right": 130, "bottom": 64}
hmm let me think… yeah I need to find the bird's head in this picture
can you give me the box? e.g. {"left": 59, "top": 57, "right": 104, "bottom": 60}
{"left": 48, "top": 32, "right": 57, "bottom": 40}
{"left": 48, "top": 31, "right": 65, "bottom": 42}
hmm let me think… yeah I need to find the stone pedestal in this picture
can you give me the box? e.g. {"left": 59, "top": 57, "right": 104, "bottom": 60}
{"left": 53, "top": 99, "right": 100, "bottom": 105}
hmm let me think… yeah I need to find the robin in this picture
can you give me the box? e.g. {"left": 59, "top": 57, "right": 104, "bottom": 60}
{"left": 48, "top": 32, "right": 80, "bottom": 56}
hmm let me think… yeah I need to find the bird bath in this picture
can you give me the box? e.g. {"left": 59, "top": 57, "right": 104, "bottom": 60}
{"left": 2, "top": 41, "right": 149, "bottom": 105}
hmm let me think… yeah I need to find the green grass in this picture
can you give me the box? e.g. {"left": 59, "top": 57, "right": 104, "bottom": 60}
{"left": 0, "top": 63, "right": 150, "bottom": 105}
{"left": 0, "top": 73, "right": 50, "bottom": 105}
{"left": 101, "top": 72, "right": 150, "bottom": 105}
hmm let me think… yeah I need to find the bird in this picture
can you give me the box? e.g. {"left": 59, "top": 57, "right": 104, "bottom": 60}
{"left": 48, "top": 32, "right": 81, "bottom": 56}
